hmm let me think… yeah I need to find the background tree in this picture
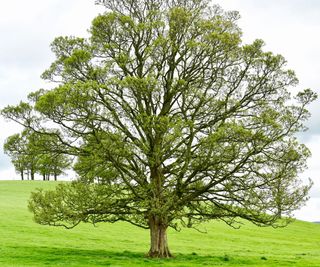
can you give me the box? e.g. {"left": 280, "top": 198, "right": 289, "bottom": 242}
{"left": 4, "top": 133, "right": 28, "bottom": 180}
{"left": 37, "top": 154, "right": 52, "bottom": 181}
{"left": 4, "top": 129, "right": 72, "bottom": 181}
{"left": 36, "top": 153, "right": 71, "bottom": 181}
{"left": 29, "top": 133, "right": 73, "bottom": 181}
{"left": 73, "top": 135, "right": 119, "bottom": 184}
{"left": 1, "top": 0, "right": 317, "bottom": 258}
{"left": 4, "top": 131, "right": 39, "bottom": 180}
{"left": 48, "top": 153, "right": 72, "bottom": 181}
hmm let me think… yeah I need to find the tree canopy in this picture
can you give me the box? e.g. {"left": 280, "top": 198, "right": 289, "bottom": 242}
{"left": 1, "top": 0, "right": 317, "bottom": 258}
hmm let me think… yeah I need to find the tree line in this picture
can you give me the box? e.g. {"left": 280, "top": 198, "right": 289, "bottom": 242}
{"left": 3, "top": 130, "right": 71, "bottom": 181}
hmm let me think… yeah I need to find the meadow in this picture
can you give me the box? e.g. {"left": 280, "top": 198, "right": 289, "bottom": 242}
{"left": 0, "top": 181, "right": 319, "bottom": 266}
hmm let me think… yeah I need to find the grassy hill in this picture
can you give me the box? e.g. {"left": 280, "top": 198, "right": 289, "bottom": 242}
{"left": 0, "top": 181, "right": 319, "bottom": 267}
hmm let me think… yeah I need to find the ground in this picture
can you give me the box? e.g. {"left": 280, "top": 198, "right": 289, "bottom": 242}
{"left": 0, "top": 181, "right": 319, "bottom": 266}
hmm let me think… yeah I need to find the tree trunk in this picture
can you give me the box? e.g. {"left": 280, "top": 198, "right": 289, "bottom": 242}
{"left": 54, "top": 173, "right": 57, "bottom": 181}
{"left": 20, "top": 171, "right": 24, "bottom": 181}
{"left": 147, "top": 215, "right": 172, "bottom": 258}
{"left": 31, "top": 171, "right": 35, "bottom": 181}
{"left": 43, "top": 174, "right": 46, "bottom": 181}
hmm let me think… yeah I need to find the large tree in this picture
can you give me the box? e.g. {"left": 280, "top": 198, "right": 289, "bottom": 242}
{"left": 1, "top": 0, "right": 317, "bottom": 258}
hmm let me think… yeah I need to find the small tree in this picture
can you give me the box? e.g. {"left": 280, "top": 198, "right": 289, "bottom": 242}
{"left": 31, "top": 133, "right": 72, "bottom": 181}
{"left": 73, "top": 135, "right": 119, "bottom": 184}
{"left": 37, "top": 154, "right": 52, "bottom": 181}
{"left": 47, "top": 153, "right": 72, "bottom": 181}
{"left": 4, "top": 132, "right": 39, "bottom": 180}
{"left": 3, "top": 133, "right": 25, "bottom": 180}
{"left": 1, "top": 0, "right": 317, "bottom": 258}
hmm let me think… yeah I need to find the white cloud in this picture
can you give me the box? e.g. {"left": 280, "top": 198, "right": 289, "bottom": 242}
{"left": 0, "top": 0, "right": 104, "bottom": 179}
{"left": 295, "top": 198, "right": 320, "bottom": 222}
{"left": 216, "top": 0, "right": 320, "bottom": 138}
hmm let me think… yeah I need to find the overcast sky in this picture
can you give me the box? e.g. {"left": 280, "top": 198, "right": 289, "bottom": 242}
{"left": 0, "top": 0, "right": 319, "bottom": 221}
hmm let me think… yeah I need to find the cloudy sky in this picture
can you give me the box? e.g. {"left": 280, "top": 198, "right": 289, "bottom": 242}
{"left": 0, "top": 0, "right": 319, "bottom": 221}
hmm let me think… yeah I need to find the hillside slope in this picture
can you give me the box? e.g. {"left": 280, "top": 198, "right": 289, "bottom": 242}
{"left": 0, "top": 181, "right": 319, "bottom": 266}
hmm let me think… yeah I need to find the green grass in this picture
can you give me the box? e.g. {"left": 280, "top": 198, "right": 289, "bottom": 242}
{"left": 0, "top": 181, "right": 320, "bottom": 266}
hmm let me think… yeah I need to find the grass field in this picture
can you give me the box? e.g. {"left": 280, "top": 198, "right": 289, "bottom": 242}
{"left": 0, "top": 181, "right": 320, "bottom": 266}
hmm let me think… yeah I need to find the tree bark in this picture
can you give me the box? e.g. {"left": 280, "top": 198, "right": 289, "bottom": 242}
{"left": 147, "top": 215, "right": 172, "bottom": 258}
{"left": 20, "top": 171, "right": 24, "bottom": 181}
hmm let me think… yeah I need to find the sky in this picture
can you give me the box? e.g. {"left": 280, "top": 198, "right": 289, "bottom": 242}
{"left": 0, "top": 0, "right": 319, "bottom": 221}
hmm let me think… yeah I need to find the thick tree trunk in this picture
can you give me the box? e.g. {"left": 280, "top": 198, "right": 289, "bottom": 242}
{"left": 20, "top": 171, "right": 24, "bottom": 181}
{"left": 54, "top": 173, "right": 57, "bottom": 181}
{"left": 147, "top": 215, "right": 172, "bottom": 258}
{"left": 43, "top": 174, "right": 46, "bottom": 181}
